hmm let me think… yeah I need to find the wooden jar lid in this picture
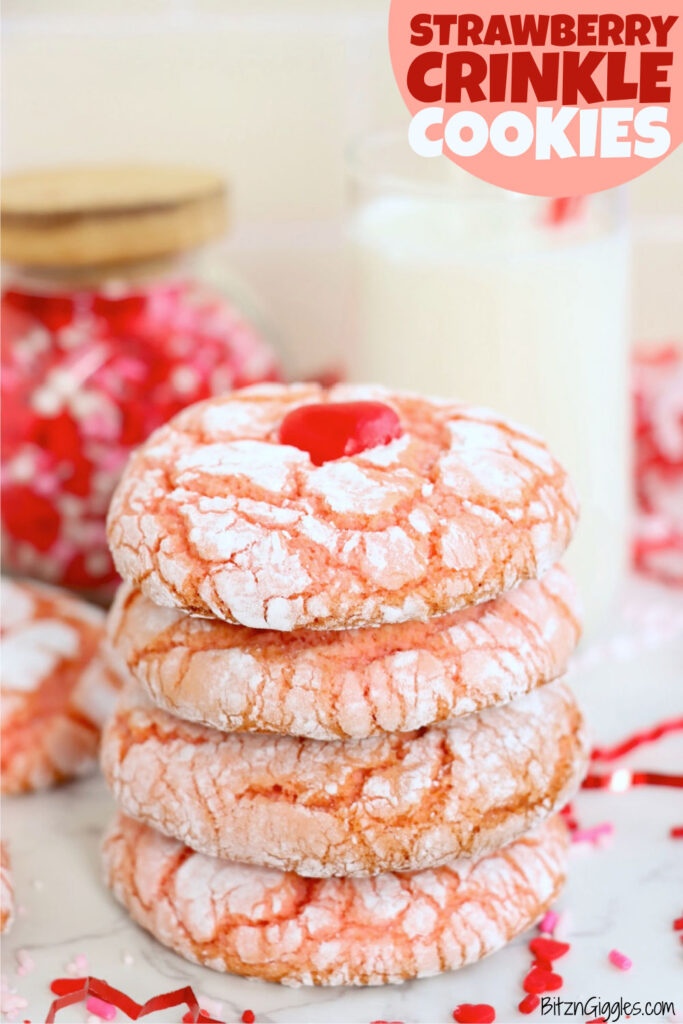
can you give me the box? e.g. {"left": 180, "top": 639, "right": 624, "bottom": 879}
{"left": 1, "top": 164, "right": 227, "bottom": 268}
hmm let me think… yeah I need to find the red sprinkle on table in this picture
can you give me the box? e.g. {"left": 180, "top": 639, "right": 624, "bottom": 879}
{"left": 278, "top": 400, "right": 402, "bottom": 465}
{"left": 670, "top": 826, "right": 683, "bottom": 838}
{"left": 452, "top": 1004, "right": 496, "bottom": 1023}
{"left": 591, "top": 718, "right": 683, "bottom": 762}
{"left": 582, "top": 769, "right": 683, "bottom": 791}
{"left": 674, "top": 917, "right": 683, "bottom": 931}
{"left": 518, "top": 993, "right": 541, "bottom": 1015}
{"left": 529, "top": 937, "right": 570, "bottom": 962}
{"left": 523, "top": 966, "right": 563, "bottom": 994}
{"left": 46, "top": 977, "right": 224, "bottom": 1022}
{"left": 241, "top": 1012, "right": 255, "bottom": 1024}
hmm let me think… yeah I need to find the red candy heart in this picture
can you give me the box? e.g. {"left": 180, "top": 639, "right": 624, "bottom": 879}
{"left": 452, "top": 1005, "right": 496, "bottom": 1023}
{"left": 278, "top": 400, "right": 402, "bottom": 466}
{"left": 529, "top": 937, "right": 571, "bottom": 961}
{"left": 523, "top": 966, "right": 564, "bottom": 994}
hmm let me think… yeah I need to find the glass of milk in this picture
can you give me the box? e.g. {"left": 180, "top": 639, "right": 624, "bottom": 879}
{"left": 347, "top": 128, "right": 631, "bottom": 634}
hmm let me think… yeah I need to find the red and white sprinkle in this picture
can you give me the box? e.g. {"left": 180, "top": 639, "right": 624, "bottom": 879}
{"left": 0, "top": 975, "right": 28, "bottom": 1019}
{"left": 14, "top": 951, "right": 34, "bottom": 978}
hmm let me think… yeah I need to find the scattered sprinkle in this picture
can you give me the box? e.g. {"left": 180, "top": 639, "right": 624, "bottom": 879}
{"left": 529, "top": 937, "right": 570, "bottom": 962}
{"left": 559, "top": 803, "right": 578, "bottom": 832}
{"left": 85, "top": 996, "right": 117, "bottom": 1021}
{"left": 198, "top": 997, "right": 223, "bottom": 1020}
{"left": 571, "top": 822, "right": 614, "bottom": 846}
{"left": 452, "top": 1004, "right": 495, "bottom": 1023}
{"left": 673, "top": 916, "right": 683, "bottom": 931}
{"left": 241, "top": 1012, "right": 255, "bottom": 1024}
{"left": 583, "top": 768, "right": 683, "bottom": 791}
{"left": 0, "top": 976, "right": 29, "bottom": 1018}
{"left": 608, "top": 949, "right": 633, "bottom": 971}
{"left": 670, "top": 826, "right": 683, "bottom": 839}
{"left": 553, "top": 910, "right": 572, "bottom": 940}
{"left": 538, "top": 910, "right": 559, "bottom": 935}
{"left": 523, "top": 966, "right": 563, "bottom": 994}
{"left": 591, "top": 718, "right": 683, "bottom": 761}
{"left": 15, "top": 951, "right": 34, "bottom": 978}
{"left": 518, "top": 994, "right": 540, "bottom": 1015}
{"left": 65, "top": 954, "right": 88, "bottom": 976}
{"left": 47, "top": 978, "right": 224, "bottom": 1024}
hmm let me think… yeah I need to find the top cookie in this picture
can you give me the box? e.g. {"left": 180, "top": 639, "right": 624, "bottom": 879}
{"left": 107, "top": 383, "right": 578, "bottom": 630}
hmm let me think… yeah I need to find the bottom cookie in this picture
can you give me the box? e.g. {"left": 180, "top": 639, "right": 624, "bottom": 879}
{"left": 102, "top": 813, "right": 568, "bottom": 987}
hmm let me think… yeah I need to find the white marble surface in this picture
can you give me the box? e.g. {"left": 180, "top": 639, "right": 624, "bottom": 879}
{"left": 2, "top": 576, "right": 682, "bottom": 1024}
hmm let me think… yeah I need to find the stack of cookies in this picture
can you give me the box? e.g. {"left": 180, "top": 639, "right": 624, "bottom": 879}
{"left": 101, "top": 382, "right": 587, "bottom": 987}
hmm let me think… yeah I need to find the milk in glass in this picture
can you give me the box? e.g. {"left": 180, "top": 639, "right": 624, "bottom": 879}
{"left": 348, "top": 137, "right": 630, "bottom": 631}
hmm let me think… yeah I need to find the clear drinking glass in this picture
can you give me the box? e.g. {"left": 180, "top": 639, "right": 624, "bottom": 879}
{"left": 347, "top": 128, "right": 631, "bottom": 633}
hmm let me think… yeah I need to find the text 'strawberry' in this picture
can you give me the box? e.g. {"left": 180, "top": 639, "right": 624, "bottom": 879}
{"left": 529, "top": 937, "right": 571, "bottom": 961}
{"left": 523, "top": 966, "right": 563, "bottom": 994}
{"left": 279, "top": 401, "right": 402, "bottom": 466}
{"left": 452, "top": 1005, "right": 496, "bottom": 1023}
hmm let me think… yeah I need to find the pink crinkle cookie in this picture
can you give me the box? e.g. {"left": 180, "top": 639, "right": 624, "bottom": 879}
{"left": 101, "top": 679, "right": 587, "bottom": 877}
{"left": 108, "top": 564, "right": 580, "bottom": 739}
{"left": 102, "top": 812, "right": 569, "bottom": 986}
{"left": 1, "top": 577, "right": 120, "bottom": 793}
{"left": 0, "top": 843, "right": 14, "bottom": 934}
{"left": 106, "top": 383, "right": 579, "bottom": 630}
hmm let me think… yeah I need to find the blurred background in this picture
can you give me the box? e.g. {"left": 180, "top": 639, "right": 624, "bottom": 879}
{"left": 3, "top": 0, "right": 682, "bottom": 374}
{"left": 2, "top": 0, "right": 682, "bottom": 628}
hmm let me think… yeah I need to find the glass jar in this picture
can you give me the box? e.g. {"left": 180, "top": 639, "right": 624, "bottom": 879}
{"left": 1, "top": 165, "right": 280, "bottom": 600}
{"left": 347, "top": 129, "right": 631, "bottom": 634}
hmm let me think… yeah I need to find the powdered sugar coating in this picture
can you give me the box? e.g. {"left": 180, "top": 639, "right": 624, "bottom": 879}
{"left": 1, "top": 577, "right": 120, "bottom": 793}
{"left": 108, "top": 565, "right": 580, "bottom": 739}
{"left": 0, "top": 844, "right": 13, "bottom": 934}
{"left": 101, "top": 680, "right": 587, "bottom": 877}
{"left": 102, "top": 813, "right": 569, "bottom": 986}
{"left": 107, "top": 384, "right": 579, "bottom": 630}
